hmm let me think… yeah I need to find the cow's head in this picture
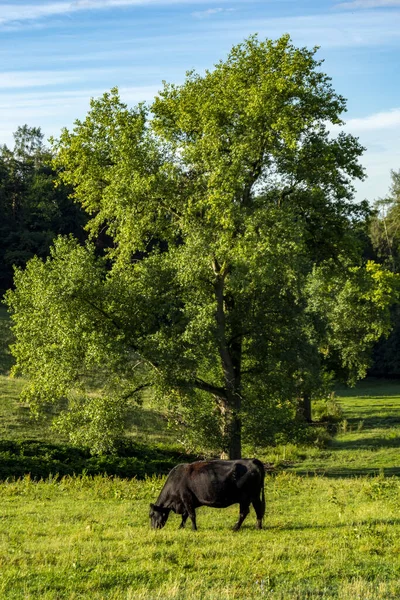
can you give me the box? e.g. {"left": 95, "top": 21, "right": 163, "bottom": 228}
{"left": 149, "top": 503, "right": 170, "bottom": 529}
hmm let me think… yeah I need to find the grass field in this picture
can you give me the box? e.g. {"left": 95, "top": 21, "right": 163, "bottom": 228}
{"left": 1, "top": 305, "right": 400, "bottom": 598}
{"left": 1, "top": 381, "right": 400, "bottom": 598}
{"left": 1, "top": 471, "right": 400, "bottom": 599}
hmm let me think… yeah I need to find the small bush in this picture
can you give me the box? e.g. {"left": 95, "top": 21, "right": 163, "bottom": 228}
{"left": 0, "top": 439, "right": 197, "bottom": 481}
{"left": 312, "top": 392, "right": 344, "bottom": 435}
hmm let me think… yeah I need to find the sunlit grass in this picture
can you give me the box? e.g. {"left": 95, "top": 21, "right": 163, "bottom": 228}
{"left": 250, "top": 380, "right": 400, "bottom": 478}
{"left": 1, "top": 474, "right": 400, "bottom": 599}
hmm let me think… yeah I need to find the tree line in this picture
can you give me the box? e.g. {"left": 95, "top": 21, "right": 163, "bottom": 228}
{"left": 2, "top": 35, "right": 400, "bottom": 458}
{"left": 0, "top": 125, "right": 86, "bottom": 294}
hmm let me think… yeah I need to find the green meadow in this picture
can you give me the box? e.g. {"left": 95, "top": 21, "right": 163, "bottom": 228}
{"left": 1, "top": 308, "right": 400, "bottom": 598}
{"left": 1, "top": 469, "right": 400, "bottom": 600}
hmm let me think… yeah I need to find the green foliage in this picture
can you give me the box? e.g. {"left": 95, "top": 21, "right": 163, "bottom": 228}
{"left": 0, "top": 362, "right": 197, "bottom": 479}
{"left": 6, "top": 36, "right": 396, "bottom": 456}
{"left": 307, "top": 261, "right": 400, "bottom": 383}
{"left": 313, "top": 392, "right": 344, "bottom": 424}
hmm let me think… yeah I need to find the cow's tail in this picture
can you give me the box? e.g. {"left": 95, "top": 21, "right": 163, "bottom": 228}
{"left": 253, "top": 459, "right": 265, "bottom": 516}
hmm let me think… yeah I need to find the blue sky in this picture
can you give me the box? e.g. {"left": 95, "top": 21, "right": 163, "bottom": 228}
{"left": 1, "top": 0, "right": 400, "bottom": 203}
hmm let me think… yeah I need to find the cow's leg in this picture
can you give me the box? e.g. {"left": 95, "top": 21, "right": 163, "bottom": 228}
{"left": 252, "top": 496, "right": 264, "bottom": 530}
{"left": 187, "top": 508, "right": 197, "bottom": 531}
{"left": 182, "top": 494, "right": 197, "bottom": 531}
{"left": 179, "top": 512, "right": 189, "bottom": 529}
{"left": 232, "top": 501, "right": 250, "bottom": 531}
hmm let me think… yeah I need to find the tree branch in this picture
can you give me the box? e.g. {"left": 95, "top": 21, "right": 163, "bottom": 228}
{"left": 227, "top": 331, "right": 251, "bottom": 346}
{"left": 72, "top": 294, "right": 164, "bottom": 375}
{"left": 192, "top": 377, "right": 227, "bottom": 399}
{"left": 72, "top": 294, "right": 123, "bottom": 333}
{"left": 212, "top": 261, "right": 239, "bottom": 397}
{"left": 121, "top": 382, "right": 152, "bottom": 400}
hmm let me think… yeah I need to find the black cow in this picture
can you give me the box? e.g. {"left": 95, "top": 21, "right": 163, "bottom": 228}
{"left": 149, "top": 458, "right": 265, "bottom": 531}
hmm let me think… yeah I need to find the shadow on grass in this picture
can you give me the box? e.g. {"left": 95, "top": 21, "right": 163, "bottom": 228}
{"left": 292, "top": 466, "right": 400, "bottom": 478}
{"left": 345, "top": 415, "right": 400, "bottom": 430}
{"left": 331, "top": 436, "right": 400, "bottom": 450}
{"left": 0, "top": 439, "right": 198, "bottom": 481}
{"left": 265, "top": 517, "right": 400, "bottom": 532}
{"left": 336, "top": 379, "right": 400, "bottom": 398}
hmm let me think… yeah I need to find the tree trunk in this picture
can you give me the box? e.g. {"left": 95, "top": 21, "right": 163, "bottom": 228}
{"left": 217, "top": 397, "right": 242, "bottom": 459}
{"left": 226, "top": 410, "right": 242, "bottom": 459}
{"left": 298, "top": 393, "right": 312, "bottom": 423}
{"left": 212, "top": 258, "right": 243, "bottom": 459}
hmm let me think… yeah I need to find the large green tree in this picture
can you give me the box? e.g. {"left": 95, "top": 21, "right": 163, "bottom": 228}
{"left": 6, "top": 36, "right": 397, "bottom": 457}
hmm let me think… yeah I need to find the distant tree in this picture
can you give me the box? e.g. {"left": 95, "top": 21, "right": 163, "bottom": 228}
{"left": 370, "top": 170, "right": 400, "bottom": 272}
{"left": 307, "top": 260, "right": 399, "bottom": 383}
{"left": 368, "top": 170, "right": 400, "bottom": 376}
{"left": 13, "top": 125, "right": 45, "bottom": 164}
{"left": 6, "top": 37, "right": 399, "bottom": 457}
{"left": 0, "top": 126, "right": 86, "bottom": 293}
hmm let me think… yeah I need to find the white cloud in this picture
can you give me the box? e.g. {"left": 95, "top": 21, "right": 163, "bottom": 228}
{"left": 192, "top": 7, "right": 234, "bottom": 18}
{"left": 211, "top": 10, "right": 400, "bottom": 47}
{"left": 0, "top": 3, "right": 69, "bottom": 24}
{"left": 3, "top": 1, "right": 400, "bottom": 47}
{"left": 0, "top": 70, "right": 84, "bottom": 89}
{"left": 353, "top": 134, "right": 400, "bottom": 201}
{"left": 0, "top": 66, "right": 167, "bottom": 89}
{"left": 336, "top": 0, "right": 400, "bottom": 9}
{"left": 333, "top": 109, "right": 400, "bottom": 201}
{"left": 0, "top": 0, "right": 231, "bottom": 26}
{"left": 345, "top": 109, "right": 400, "bottom": 131}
